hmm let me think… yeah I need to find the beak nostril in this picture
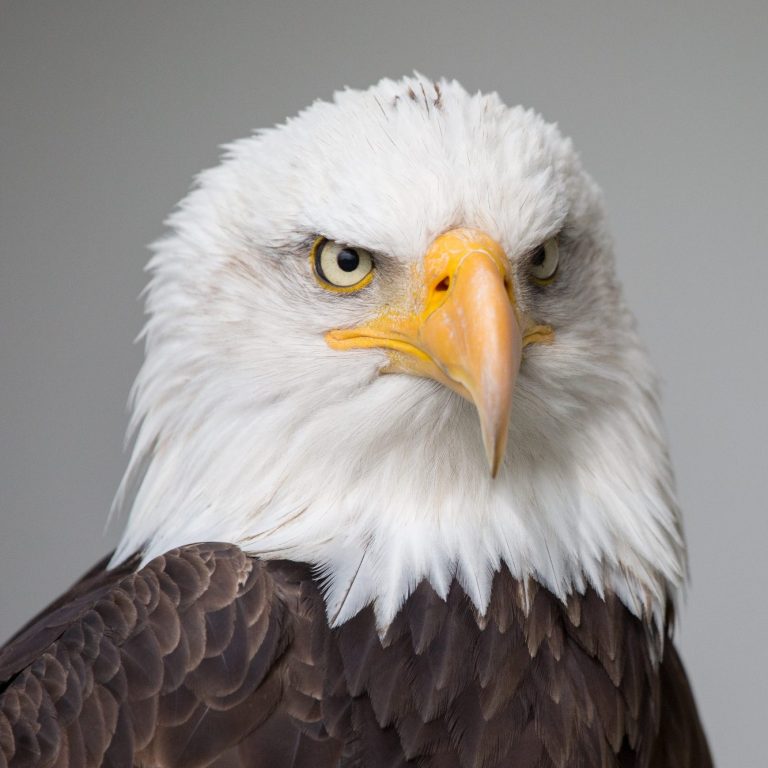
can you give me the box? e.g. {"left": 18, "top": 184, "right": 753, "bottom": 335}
{"left": 435, "top": 276, "right": 450, "bottom": 292}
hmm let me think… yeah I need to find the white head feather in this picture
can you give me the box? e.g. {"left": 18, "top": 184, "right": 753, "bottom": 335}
{"left": 111, "top": 75, "right": 686, "bottom": 631}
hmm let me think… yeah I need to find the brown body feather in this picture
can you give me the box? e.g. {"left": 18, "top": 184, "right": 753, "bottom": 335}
{"left": 0, "top": 544, "right": 711, "bottom": 767}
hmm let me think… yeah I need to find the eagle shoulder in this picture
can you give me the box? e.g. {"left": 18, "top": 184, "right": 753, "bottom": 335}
{"left": 0, "top": 543, "right": 314, "bottom": 768}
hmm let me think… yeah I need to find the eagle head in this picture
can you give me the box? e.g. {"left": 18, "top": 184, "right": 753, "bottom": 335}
{"left": 113, "top": 75, "right": 685, "bottom": 630}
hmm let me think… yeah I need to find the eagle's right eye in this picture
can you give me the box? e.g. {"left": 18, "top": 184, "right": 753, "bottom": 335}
{"left": 312, "top": 238, "right": 375, "bottom": 293}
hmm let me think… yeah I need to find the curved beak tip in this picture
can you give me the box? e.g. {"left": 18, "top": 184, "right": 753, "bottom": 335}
{"left": 480, "top": 413, "right": 509, "bottom": 478}
{"left": 489, "top": 448, "right": 503, "bottom": 479}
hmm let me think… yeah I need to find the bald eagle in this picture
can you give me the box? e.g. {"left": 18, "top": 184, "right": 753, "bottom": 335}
{"left": 0, "top": 76, "right": 711, "bottom": 768}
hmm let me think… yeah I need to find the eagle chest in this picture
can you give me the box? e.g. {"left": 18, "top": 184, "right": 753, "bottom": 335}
{"left": 249, "top": 562, "right": 662, "bottom": 768}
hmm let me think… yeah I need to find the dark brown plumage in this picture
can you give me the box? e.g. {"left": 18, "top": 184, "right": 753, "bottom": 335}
{"left": 0, "top": 544, "right": 711, "bottom": 767}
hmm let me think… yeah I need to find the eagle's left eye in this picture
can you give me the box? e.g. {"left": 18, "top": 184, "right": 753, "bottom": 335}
{"left": 529, "top": 238, "right": 560, "bottom": 283}
{"left": 312, "top": 238, "right": 374, "bottom": 292}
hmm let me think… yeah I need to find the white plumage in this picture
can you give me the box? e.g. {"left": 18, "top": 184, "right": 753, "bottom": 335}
{"left": 111, "top": 74, "right": 685, "bottom": 633}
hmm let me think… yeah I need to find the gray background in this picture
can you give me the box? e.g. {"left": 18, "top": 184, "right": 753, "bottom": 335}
{"left": 1, "top": 2, "right": 765, "bottom": 764}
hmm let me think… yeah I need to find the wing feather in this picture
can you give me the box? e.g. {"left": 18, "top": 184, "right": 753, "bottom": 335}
{"left": 0, "top": 545, "right": 313, "bottom": 768}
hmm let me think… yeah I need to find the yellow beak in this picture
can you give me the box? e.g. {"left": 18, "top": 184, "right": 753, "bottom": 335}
{"left": 326, "top": 227, "right": 552, "bottom": 476}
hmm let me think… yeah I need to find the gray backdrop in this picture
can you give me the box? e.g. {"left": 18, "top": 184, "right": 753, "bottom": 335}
{"left": 1, "top": 2, "right": 766, "bottom": 765}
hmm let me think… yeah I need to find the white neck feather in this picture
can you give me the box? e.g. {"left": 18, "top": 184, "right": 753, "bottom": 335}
{"left": 111, "top": 306, "right": 685, "bottom": 632}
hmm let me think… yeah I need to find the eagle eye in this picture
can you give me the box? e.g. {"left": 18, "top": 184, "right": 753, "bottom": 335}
{"left": 529, "top": 238, "right": 560, "bottom": 284}
{"left": 312, "top": 238, "right": 374, "bottom": 292}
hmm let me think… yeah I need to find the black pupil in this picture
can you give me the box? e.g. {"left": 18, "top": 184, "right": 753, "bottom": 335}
{"left": 531, "top": 246, "right": 546, "bottom": 266}
{"left": 337, "top": 248, "right": 360, "bottom": 272}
